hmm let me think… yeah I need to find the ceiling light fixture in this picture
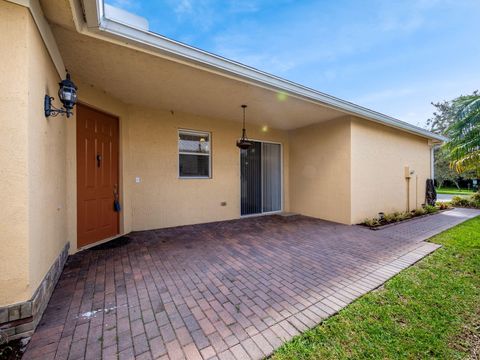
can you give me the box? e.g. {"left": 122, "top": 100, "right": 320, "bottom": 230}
{"left": 236, "top": 104, "right": 252, "bottom": 150}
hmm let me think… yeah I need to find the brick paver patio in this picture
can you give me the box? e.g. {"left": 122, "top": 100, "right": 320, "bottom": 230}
{"left": 23, "top": 208, "right": 479, "bottom": 360}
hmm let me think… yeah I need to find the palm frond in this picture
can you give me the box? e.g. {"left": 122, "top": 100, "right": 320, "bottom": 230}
{"left": 444, "top": 94, "right": 480, "bottom": 175}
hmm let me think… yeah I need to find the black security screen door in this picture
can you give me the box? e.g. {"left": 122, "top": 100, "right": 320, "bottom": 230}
{"left": 241, "top": 141, "right": 281, "bottom": 216}
{"left": 241, "top": 141, "right": 262, "bottom": 215}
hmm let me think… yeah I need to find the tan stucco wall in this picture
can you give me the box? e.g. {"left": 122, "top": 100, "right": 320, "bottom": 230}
{"left": 350, "top": 117, "right": 431, "bottom": 223}
{"left": 0, "top": 2, "right": 68, "bottom": 305}
{"left": 127, "top": 106, "right": 289, "bottom": 231}
{"left": 69, "top": 88, "right": 290, "bottom": 238}
{"left": 289, "top": 117, "right": 352, "bottom": 224}
{"left": 26, "top": 4, "right": 68, "bottom": 299}
{"left": 0, "top": 1, "right": 31, "bottom": 305}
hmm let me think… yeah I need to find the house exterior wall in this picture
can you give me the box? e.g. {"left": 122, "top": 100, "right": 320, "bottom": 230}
{"left": 126, "top": 105, "right": 290, "bottom": 231}
{"left": 0, "top": 1, "right": 31, "bottom": 306}
{"left": 0, "top": 0, "right": 435, "bottom": 319}
{"left": 350, "top": 117, "right": 432, "bottom": 224}
{"left": 71, "top": 82, "right": 290, "bottom": 244}
{"left": 289, "top": 117, "right": 352, "bottom": 224}
{"left": 26, "top": 1, "right": 69, "bottom": 304}
{"left": 0, "top": 1, "right": 68, "bottom": 311}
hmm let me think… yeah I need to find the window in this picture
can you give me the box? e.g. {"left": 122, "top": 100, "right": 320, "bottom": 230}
{"left": 178, "top": 130, "right": 211, "bottom": 178}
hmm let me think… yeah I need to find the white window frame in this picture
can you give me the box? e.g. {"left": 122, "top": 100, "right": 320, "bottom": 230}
{"left": 178, "top": 129, "right": 212, "bottom": 179}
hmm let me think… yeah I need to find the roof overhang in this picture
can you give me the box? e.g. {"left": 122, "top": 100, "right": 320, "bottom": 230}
{"left": 78, "top": 0, "right": 446, "bottom": 142}
{"left": 13, "top": 0, "right": 447, "bottom": 142}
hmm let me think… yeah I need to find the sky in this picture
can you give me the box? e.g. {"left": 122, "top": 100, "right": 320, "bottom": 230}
{"left": 106, "top": 0, "right": 480, "bottom": 128}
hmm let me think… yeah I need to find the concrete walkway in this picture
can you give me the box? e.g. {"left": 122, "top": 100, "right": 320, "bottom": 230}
{"left": 23, "top": 208, "right": 479, "bottom": 360}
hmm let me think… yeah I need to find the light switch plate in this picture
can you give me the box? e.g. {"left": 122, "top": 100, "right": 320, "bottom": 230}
{"left": 135, "top": 177, "right": 141, "bottom": 183}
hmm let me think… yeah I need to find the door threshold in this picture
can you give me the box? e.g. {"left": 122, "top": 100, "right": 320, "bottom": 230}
{"left": 77, "top": 233, "right": 124, "bottom": 252}
{"left": 240, "top": 210, "right": 283, "bottom": 218}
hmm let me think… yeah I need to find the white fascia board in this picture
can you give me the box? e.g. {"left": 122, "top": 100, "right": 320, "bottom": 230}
{"left": 80, "top": 0, "right": 446, "bottom": 142}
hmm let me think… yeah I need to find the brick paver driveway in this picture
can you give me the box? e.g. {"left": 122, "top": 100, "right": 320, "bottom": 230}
{"left": 24, "top": 208, "right": 479, "bottom": 360}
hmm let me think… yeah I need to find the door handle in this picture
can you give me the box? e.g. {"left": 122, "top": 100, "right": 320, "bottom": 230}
{"left": 96, "top": 154, "right": 102, "bottom": 168}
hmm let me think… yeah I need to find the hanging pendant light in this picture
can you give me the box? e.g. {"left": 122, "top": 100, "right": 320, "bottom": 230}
{"left": 236, "top": 104, "right": 252, "bottom": 150}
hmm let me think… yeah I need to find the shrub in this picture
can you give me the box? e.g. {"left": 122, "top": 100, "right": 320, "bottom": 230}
{"left": 395, "top": 212, "right": 411, "bottom": 221}
{"left": 451, "top": 196, "right": 474, "bottom": 208}
{"left": 383, "top": 212, "right": 396, "bottom": 223}
{"left": 438, "top": 202, "right": 451, "bottom": 210}
{"left": 413, "top": 208, "right": 426, "bottom": 216}
{"left": 471, "top": 192, "right": 480, "bottom": 203}
{"left": 364, "top": 217, "right": 380, "bottom": 227}
{"left": 362, "top": 204, "right": 445, "bottom": 227}
{"left": 424, "top": 205, "right": 438, "bottom": 214}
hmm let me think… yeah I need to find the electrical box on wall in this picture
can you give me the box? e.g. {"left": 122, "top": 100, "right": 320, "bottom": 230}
{"left": 404, "top": 166, "right": 415, "bottom": 179}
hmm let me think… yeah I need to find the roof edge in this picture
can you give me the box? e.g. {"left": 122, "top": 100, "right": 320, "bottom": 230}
{"left": 77, "top": 0, "right": 446, "bottom": 142}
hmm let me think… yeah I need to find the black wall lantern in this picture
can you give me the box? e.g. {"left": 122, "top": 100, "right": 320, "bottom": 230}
{"left": 44, "top": 72, "right": 78, "bottom": 118}
{"left": 236, "top": 104, "right": 252, "bottom": 150}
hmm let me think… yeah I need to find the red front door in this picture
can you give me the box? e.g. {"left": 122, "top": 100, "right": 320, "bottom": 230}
{"left": 76, "top": 104, "right": 119, "bottom": 248}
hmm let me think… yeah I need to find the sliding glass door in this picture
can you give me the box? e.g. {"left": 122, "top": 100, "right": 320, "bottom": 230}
{"left": 241, "top": 141, "right": 282, "bottom": 216}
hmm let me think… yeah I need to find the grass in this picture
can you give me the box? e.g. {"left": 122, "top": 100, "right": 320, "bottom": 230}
{"left": 272, "top": 216, "right": 480, "bottom": 360}
{"left": 436, "top": 187, "right": 475, "bottom": 195}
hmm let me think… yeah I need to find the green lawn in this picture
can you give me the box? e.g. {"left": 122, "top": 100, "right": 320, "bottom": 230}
{"left": 436, "top": 187, "right": 475, "bottom": 195}
{"left": 272, "top": 216, "right": 480, "bottom": 360}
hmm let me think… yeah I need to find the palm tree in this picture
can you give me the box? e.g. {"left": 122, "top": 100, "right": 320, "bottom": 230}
{"left": 444, "top": 94, "right": 480, "bottom": 175}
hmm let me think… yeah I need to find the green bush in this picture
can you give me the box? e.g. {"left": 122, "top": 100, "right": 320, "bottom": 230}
{"left": 402, "top": 212, "right": 415, "bottom": 221}
{"left": 413, "top": 208, "right": 426, "bottom": 216}
{"left": 362, "top": 205, "right": 441, "bottom": 227}
{"left": 437, "top": 202, "right": 451, "bottom": 210}
{"left": 383, "top": 212, "right": 396, "bottom": 223}
{"left": 424, "top": 205, "right": 438, "bottom": 214}
{"left": 471, "top": 191, "right": 480, "bottom": 202}
{"left": 364, "top": 217, "right": 380, "bottom": 227}
{"left": 450, "top": 194, "right": 480, "bottom": 208}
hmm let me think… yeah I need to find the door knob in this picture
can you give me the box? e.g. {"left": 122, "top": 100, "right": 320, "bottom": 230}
{"left": 96, "top": 154, "right": 102, "bottom": 168}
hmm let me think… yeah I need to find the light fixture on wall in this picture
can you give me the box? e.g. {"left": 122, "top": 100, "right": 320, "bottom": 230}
{"left": 236, "top": 104, "right": 252, "bottom": 150}
{"left": 44, "top": 72, "right": 78, "bottom": 118}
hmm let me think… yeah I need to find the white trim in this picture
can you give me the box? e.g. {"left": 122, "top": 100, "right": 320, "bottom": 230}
{"left": 430, "top": 144, "right": 440, "bottom": 180}
{"left": 179, "top": 152, "right": 210, "bottom": 156}
{"left": 6, "top": 0, "right": 66, "bottom": 77}
{"left": 240, "top": 210, "right": 283, "bottom": 219}
{"left": 178, "top": 129, "right": 212, "bottom": 179}
{"left": 72, "top": 0, "right": 446, "bottom": 142}
{"left": 430, "top": 147, "right": 434, "bottom": 180}
{"left": 7, "top": 0, "right": 29, "bottom": 6}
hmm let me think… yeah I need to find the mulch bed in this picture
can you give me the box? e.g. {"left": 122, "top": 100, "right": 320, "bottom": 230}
{"left": 361, "top": 208, "right": 452, "bottom": 230}
{"left": 0, "top": 338, "right": 29, "bottom": 360}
